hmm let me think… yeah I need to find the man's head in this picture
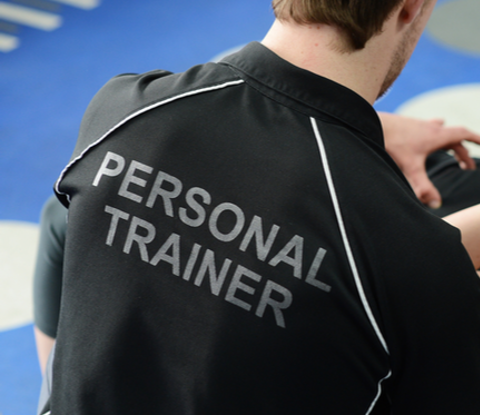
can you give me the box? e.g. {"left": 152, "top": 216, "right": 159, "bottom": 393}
{"left": 271, "top": 0, "right": 427, "bottom": 52}
{"left": 379, "top": 0, "right": 436, "bottom": 97}
{"left": 266, "top": 0, "right": 437, "bottom": 102}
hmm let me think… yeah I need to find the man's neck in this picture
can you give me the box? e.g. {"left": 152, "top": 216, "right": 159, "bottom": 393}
{"left": 261, "top": 19, "right": 395, "bottom": 105}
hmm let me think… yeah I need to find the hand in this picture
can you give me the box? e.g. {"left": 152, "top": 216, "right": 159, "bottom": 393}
{"left": 378, "top": 112, "right": 480, "bottom": 209}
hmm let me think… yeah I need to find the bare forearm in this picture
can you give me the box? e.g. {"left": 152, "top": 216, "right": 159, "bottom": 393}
{"left": 444, "top": 204, "right": 480, "bottom": 270}
{"left": 34, "top": 325, "right": 55, "bottom": 375}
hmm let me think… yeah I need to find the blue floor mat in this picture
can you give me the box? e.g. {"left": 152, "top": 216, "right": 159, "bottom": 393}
{"left": 0, "top": 325, "right": 42, "bottom": 415}
{"left": 0, "top": 0, "right": 274, "bottom": 223}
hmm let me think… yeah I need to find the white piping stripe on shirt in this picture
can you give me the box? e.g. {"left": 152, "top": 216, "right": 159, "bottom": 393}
{"left": 55, "top": 79, "right": 245, "bottom": 200}
{"left": 365, "top": 370, "right": 392, "bottom": 415}
{"left": 310, "top": 117, "right": 390, "bottom": 354}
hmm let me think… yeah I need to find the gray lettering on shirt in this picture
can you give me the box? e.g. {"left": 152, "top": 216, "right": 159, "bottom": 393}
{"left": 118, "top": 160, "right": 153, "bottom": 203}
{"left": 104, "top": 205, "right": 130, "bottom": 246}
{"left": 146, "top": 171, "right": 183, "bottom": 216}
{"left": 305, "top": 248, "right": 331, "bottom": 292}
{"left": 256, "top": 280, "right": 293, "bottom": 329}
{"left": 239, "top": 215, "right": 280, "bottom": 261}
{"left": 225, "top": 265, "right": 262, "bottom": 312}
{"left": 179, "top": 187, "right": 211, "bottom": 228}
{"left": 150, "top": 233, "right": 181, "bottom": 276}
{"left": 124, "top": 216, "right": 156, "bottom": 263}
{"left": 268, "top": 235, "right": 304, "bottom": 279}
{"left": 209, "top": 202, "right": 245, "bottom": 242}
{"left": 93, "top": 151, "right": 126, "bottom": 187}
{"left": 183, "top": 243, "right": 202, "bottom": 282}
{"left": 194, "top": 249, "right": 233, "bottom": 296}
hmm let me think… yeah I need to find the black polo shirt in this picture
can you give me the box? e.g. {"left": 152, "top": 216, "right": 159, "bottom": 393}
{"left": 48, "top": 42, "right": 480, "bottom": 415}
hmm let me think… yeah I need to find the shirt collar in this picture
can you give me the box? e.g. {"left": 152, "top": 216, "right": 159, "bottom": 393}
{"left": 221, "top": 42, "right": 384, "bottom": 146}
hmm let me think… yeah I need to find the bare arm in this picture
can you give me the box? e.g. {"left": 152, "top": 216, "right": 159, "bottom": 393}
{"left": 33, "top": 196, "right": 66, "bottom": 373}
{"left": 34, "top": 326, "right": 55, "bottom": 375}
{"left": 444, "top": 204, "right": 480, "bottom": 271}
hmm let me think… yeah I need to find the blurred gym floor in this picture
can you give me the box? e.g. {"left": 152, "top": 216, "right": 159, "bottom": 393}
{"left": 0, "top": 0, "right": 479, "bottom": 413}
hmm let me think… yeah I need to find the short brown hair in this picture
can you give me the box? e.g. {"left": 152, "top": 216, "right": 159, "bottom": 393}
{"left": 272, "top": 0, "right": 405, "bottom": 50}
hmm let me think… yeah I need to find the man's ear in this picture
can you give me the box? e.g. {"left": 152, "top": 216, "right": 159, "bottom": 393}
{"left": 398, "top": 0, "right": 425, "bottom": 24}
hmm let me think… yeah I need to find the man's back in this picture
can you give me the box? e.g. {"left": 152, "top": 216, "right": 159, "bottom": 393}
{"left": 45, "top": 43, "right": 480, "bottom": 414}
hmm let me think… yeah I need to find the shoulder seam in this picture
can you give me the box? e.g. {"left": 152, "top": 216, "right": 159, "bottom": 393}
{"left": 55, "top": 79, "right": 245, "bottom": 201}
